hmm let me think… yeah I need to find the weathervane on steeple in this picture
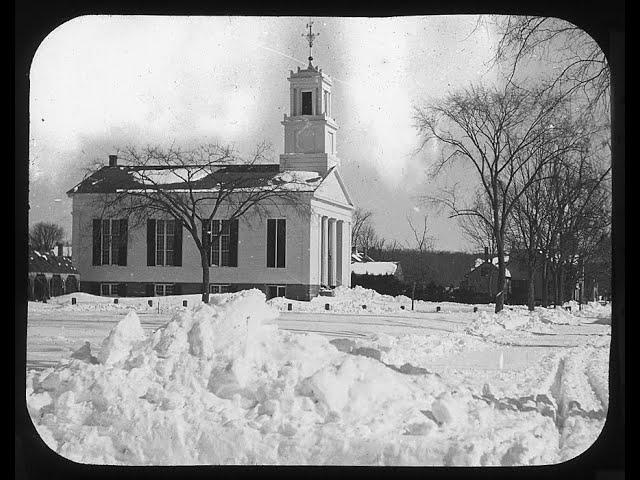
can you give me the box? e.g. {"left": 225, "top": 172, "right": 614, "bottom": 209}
{"left": 303, "top": 21, "right": 319, "bottom": 67}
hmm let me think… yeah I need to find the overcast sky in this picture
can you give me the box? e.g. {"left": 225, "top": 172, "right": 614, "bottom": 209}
{"left": 29, "top": 15, "right": 505, "bottom": 252}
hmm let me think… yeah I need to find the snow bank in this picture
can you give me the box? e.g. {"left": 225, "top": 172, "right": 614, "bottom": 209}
{"left": 464, "top": 305, "right": 599, "bottom": 342}
{"left": 26, "top": 288, "right": 608, "bottom": 466}
{"left": 268, "top": 285, "right": 479, "bottom": 315}
{"left": 565, "top": 301, "right": 612, "bottom": 321}
{"left": 268, "top": 285, "right": 410, "bottom": 315}
{"left": 32, "top": 292, "right": 217, "bottom": 314}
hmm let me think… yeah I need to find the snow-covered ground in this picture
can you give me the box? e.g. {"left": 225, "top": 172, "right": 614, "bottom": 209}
{"left": 26, "top": 288, "right": 611, "bottom": 466}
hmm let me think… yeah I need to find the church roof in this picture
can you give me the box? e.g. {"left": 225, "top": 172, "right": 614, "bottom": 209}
{"left": 67, "top": 164, "right": 326, "bottom": 195}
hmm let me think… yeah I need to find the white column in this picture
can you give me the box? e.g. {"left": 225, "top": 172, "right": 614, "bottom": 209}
{"left": 345, "top": 221, "right": 352, "bottom": 287}
{"left": 321, "top": 216, "right": 328, "bottom": 287}
{"left": 336, "top": 220, "right": 344, "bottom": 287}
{"left": 328, "top": 218, "right": 337, "bottom": 287}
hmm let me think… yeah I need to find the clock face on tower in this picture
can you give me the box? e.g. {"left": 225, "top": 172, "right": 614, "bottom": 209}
{"left": 297, "top": 127, "right": 316, "bottom": 153}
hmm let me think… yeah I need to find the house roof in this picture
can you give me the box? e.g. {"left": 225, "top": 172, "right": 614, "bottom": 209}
{"left": 351, "top": 251, "right": 375, "bottom": 263}
{"left": 468, "top": 259, "right": 511, "bottom": 279}
{"left": 67, "top": 164, "right": 327, "bottom": 196}
{"left": 351, "top": 261, "right": 399, "bottom": 276}
{"left": 29, "top": 248, "right": 79, "bottom": 274}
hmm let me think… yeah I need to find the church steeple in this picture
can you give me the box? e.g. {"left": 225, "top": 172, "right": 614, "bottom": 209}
{"left": 279, "top": 22, "right": 338, "bottom": 175}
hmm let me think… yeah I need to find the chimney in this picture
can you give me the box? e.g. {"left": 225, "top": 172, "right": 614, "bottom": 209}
{"left": 56, "top": 242, "right": 64, "bottom": 257}
{"left": 108, "top": 155, "right": 118, "bottom": 167}
{"left": 484, "top": 246, "right": 489, "bottom": 263}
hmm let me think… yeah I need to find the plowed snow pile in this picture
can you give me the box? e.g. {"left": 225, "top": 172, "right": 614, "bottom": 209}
{"left": 27, "top": 289, "right": 608, "bottom": 465}
{"left": 267, "top": 286, "right": 480, "bottom": 314}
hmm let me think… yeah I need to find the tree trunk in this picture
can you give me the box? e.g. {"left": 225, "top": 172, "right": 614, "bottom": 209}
{"left": 541, "top": 260, "right": 549, "bottom": 307}
{"left": 492, "top": 182, "right": 505, "bottom": 314}
{"left": 558, "top": 262, "right": 566, "bottom": 304}
{"left": 201, "top": 252, "right": 210, "bottom": 304}
{"left": 495, "top": 238, "right": 506, "bottom": 313}
{"left": 527, "top": 268, "right": 535, "bottom": 311}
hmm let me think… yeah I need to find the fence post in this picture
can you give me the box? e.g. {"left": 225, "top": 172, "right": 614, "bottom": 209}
{"left": 411, "top": 282, "right": 416, "bottom": 311}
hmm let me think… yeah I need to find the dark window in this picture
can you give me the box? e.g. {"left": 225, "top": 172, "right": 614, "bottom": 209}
{"left": 209, "top": 284, "right": 230, "bottom": 294}
{"left": 210, "top": 220, "right": 230, "bottom": 266}
{"left": 94, "top": 219, "right": 127, "bottom": 266}
{"left": 267, "top": 285, "right": 286, "bottom": 299}
{"left": 203, "top": 219, "right": 238, "bottom": 267}
{"left": 301, "top": 91, "right": 312, "bottom": 115}
{"left": 155, "top": 220, "right": 175, "bottom": 266}
{"left": 154, "top": 284, "right": 174, "bottom": 296}
{"left": 101, "top": 219, "right": 121, "bottom": 265}
{"left": 100, "top": 283, "right": 119, "bottom": 297}
{"left": 267, "top": 219, "right": 286, "bottom": 268}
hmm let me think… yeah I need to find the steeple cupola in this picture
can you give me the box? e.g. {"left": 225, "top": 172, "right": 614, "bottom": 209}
{"left": 279, "top": 21, "right": 339, "bottom": 175}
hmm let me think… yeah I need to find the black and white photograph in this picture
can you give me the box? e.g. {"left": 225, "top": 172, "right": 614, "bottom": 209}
{"left": 19, "top": 12, "right": 622, "bottom": 469}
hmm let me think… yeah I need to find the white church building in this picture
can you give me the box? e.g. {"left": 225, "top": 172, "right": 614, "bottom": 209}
{"left": 67, "top": 43, "right": 354, "bottom": 301}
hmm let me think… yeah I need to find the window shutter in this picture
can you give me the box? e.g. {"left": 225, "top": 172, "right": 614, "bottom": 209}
{"left": 118, "top": 219, "right": 128, "bottom": 266}
{"left": 91, "top": 282, "right": 101, "bottom": 295}
{"left": 92, "top": 219, "right": 102, "bottom": 266}
{"left": 266, "top": 219, "right": 276, "bottom": 268}
{"left": 147, "top": 219, "right": 156, "bottom": 266}
{"left": 277, "top": 219, "right": 286, "bottom": 268}
{"left": 229, "top": 219, "right": 239, "bottom": 267}
{"left": 173, "top": 219, "right": 183, "bottom": 266}
{"left": 173, "top": 283, "right": 182, "bottom": 295}
{"left": 145, "top": 283, "right": 154, "bottom": 297}
{"left": 118, "top": 283, "right": 127, "bottom": 297}
{"left": 202, "top": 219, "right": 211, "bottom": 266}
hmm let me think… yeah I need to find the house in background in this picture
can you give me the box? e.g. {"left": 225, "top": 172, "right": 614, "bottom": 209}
{"left": 460, "top": 250, "right": 512, "bottom": 303}
{"left": 28, "top": 244, "right": 80, "bottom": 301}
{"left": 66, "top": 55, "right": 353, "bottom": 301}
{"left": 351, "top": 248, "right": 404, "bottom": 282}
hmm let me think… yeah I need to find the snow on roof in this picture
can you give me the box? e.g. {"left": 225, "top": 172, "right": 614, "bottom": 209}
{"left": 132, "top": 168, "right": 211, "bottom": 185}
{"left": 351, "top": 261, "right": 398, "bottom": 276}
{"left": 69, "top": 164, "right": 324, "bottom": 195}
{"left": 473, "top": 255, "right": 510, "bottom": 270}
{"left": 470, "top": 257, "right": 511, "bottom": 278}
{"left": 28, "top": 248, "right": 79, "bottom": 274}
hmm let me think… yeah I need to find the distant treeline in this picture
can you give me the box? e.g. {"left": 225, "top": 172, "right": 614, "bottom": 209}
{"left": 367, "top": 248, "right": 478, "bottom": 288}
{"left": 350, "top": 272, "right": 494, "bottom": 304}
{"left": 352, "top": 248, "right": 490, "bottom": 304}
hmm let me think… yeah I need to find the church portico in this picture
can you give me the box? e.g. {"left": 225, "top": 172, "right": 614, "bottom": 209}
{"left": 317, "top": 213, "right": 349, "bottom": 289}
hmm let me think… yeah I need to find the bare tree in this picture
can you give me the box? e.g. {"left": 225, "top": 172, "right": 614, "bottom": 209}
{"left": 351, "top": 207, "right": 374, "bottom": 249}
{"left": 545, "top": 146, "right": 611, "bottom": 305}
{"left": 92, "top": 142, "right": 308, "bottom": 303}
{"left": 492, "top": 16, "right": 610, "bottom": 114}
{"left": 406, "top": 212, "right": 433, "bottom": 252}
{"left": 357, "top": 222, "right": 380, "bottom": 258}
{"left": 29, "top": 222, "right": 65, "bottom": 253}
{"left": 415, "top": 83, "right": 593, "bottom": 312}
{"left": 456, "top": 191, "right": 497, "bottom": 257}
